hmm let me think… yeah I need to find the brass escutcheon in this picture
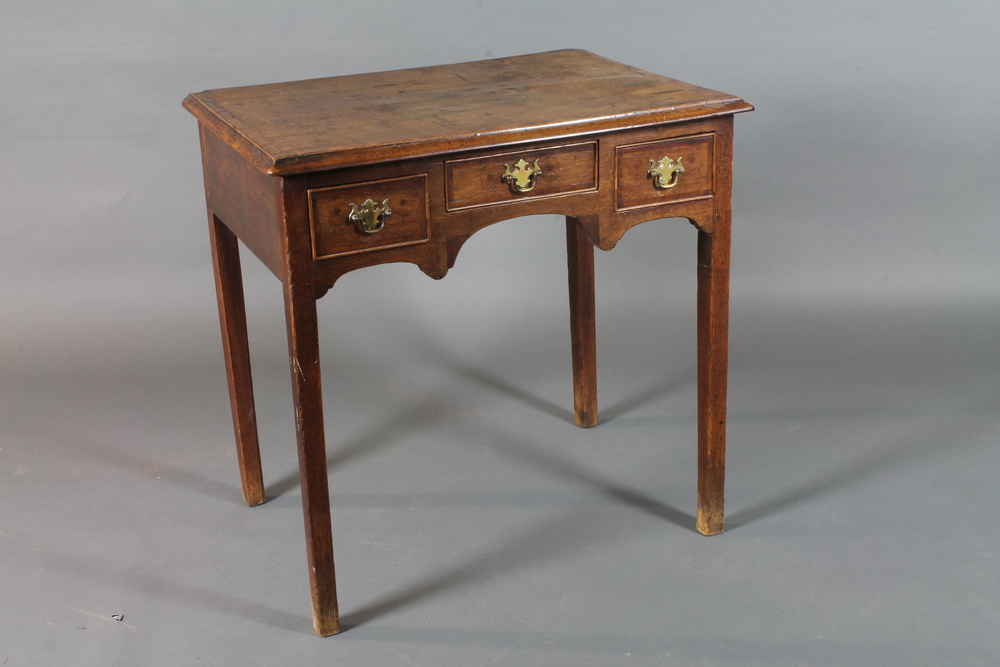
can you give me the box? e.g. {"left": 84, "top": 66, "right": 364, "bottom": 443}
{"left": 648, "top": 156, "right": 684, "bottom": 189}
{"left": 501, "top": 158, "right": 543, "bottom": 193}
{"left": 348, "top": 198, "right": 392, "bottom": 234}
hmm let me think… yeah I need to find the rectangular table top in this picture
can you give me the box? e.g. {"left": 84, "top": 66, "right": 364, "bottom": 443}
{"left": 183, "top": 49, "right": 752, "bottom": 177}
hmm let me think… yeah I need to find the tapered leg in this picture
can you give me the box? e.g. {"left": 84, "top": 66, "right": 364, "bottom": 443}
{"left": 566, "top": 217, "right": 598, "bottom": 428}
{"left": 208, "top": 215, "right": 266, "bottom": 507}
{"left": 282, "top": 280, "right": 339, "bottom": 636}
{"left": 695, "top": 225, "right": 731, "bottom": 536}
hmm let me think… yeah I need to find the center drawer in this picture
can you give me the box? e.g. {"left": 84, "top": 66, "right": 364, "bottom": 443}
{"left": 445, "top": 141, "right": 597, "bottom": 211}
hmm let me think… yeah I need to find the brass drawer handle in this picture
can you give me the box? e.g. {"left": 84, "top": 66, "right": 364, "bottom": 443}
{"left": 348, "top": 198, "right": 392, "bottom": 234}
{"left": 648, "top": 156, "right": 684, "bottom": 189}
{"left": 501, "top": 158, "right": 543, "bottom": 193}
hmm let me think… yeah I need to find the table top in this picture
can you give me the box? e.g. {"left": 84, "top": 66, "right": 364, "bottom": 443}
{"left": 183, "top": 49, "right": 752, "bottom": 177}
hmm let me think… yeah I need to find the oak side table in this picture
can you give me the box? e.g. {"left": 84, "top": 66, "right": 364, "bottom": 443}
{"left": 183, "top": 49, "right": 752, "bottom": 636}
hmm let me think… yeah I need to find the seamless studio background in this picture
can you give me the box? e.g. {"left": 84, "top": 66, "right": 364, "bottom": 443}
{"left": 1, "top": 2, "right": 998, "bottom": 666}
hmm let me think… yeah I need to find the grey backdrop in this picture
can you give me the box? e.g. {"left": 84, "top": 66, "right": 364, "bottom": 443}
{"left": 2, "top": 2, "right": 998, "bottom": 665}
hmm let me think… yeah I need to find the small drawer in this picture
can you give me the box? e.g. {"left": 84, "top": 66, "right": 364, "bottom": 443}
{"left": 445, "top": 142, "right": 597, "bottom": 211}
{"left": 309, "top": 175, "right": 428, "bottom": 259}
{"left": 615, "top": 133, "right": 714, "bottom": 210}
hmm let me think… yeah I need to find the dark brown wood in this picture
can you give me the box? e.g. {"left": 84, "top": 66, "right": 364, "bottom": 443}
{"left": 280, "top": 177, "right": 340, "bottom": 636}
{"left": 566, "top": 217, "right": 599, "bottom": 428}
{"left": 696, "top": 228, "right": 730, "bottom": 536}
{"left": 588, "top": 120, "right": 723, "bottom": 252}
{"left": 696, "top": 115, "right": 735, "bottom": 536}
{"left": 185, "top": 50, "right": 750, "bottom": 636}
{"left": 183, "top": 49, "right": 752, "bottom": 176}
{"left": 207, "top": 214, "right": 265, "bottom": 507}
{"left": 445, "top": 142, "right": 597, "bottom": 210}
{"left": 309, "top": 174, "right": 429, "bottom": 259}
{"left": 200, "top": 126, "right": 285, "bottom": 278}
{"left": 615, "top": 133, "right": 715, "bottom": 210}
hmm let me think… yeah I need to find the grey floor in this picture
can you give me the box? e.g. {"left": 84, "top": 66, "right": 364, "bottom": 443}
{"left": 3, "top": 217, "right": 999, "bottom": 665}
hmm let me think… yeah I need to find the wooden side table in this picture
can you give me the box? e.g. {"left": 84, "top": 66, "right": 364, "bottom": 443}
{"left": 183, "top": 50, "right": 752, "bottom": 636}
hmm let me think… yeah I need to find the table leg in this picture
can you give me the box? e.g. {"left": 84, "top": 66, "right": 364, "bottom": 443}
{"left": 281, "top": 280, "right": 340, "bottom": 636}
{"left": 208, "top": 214, "right": 266, "bottom": 507}
{"left": 695, "top": 225, "right": 731, "bottom": 536}
{"left": 566, "top": 217, "right": 598, "bottom": 428}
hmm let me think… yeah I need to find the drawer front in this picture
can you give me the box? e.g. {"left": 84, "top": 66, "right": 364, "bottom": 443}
{"left": 615, "top": 133, "right": 714, "bottom": 210}
{"left": 309, "top": 175, "right": 428, "bottom": 259}
{"left": 445, "top": 142, "right": 597, "bottom": 211}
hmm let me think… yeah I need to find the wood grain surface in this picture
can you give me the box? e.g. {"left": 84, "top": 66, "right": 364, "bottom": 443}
{"left": 183, "top": 49, "right": 752, "bottom": 175}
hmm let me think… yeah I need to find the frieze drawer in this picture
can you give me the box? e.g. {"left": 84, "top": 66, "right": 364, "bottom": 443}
{"left": 615, "top": 133, "right": 714, "bottom": 211}
{"left": 445, "top": 142, "right": 597, "bottom": 211}
{"left": 309, "top": 174, "right": 429, "bottom": 259}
